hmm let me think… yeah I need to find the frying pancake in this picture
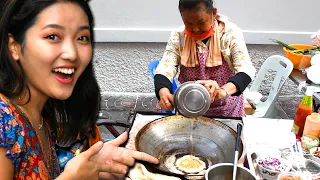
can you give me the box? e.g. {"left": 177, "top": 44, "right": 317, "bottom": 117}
{"left": 175, "top": 155, "right": 206, "bottom": 173}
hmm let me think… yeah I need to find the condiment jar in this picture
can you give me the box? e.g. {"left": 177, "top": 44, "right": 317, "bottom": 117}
{"left": 301, "top": 134, "right": 320, "bottom": 151}
{"left": 277, "top": 172, "right": 303, "bottom": 180}
{"left": 303, "top": 113, "right": 320, "bottom": 137}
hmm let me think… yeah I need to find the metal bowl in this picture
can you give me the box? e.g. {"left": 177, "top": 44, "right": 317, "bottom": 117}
{"left": 135, "top": 115, "right": 243, "bottom": 178}
{"left": 174, "top": 81, "right": 211, "bottom": 117}
{"left": 205, "top": 163, "right": 257, "bottom": 180}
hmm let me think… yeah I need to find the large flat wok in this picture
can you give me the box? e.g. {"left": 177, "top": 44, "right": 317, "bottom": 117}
{"left": 135, "top": 115, "right": 243, "bottom": 178}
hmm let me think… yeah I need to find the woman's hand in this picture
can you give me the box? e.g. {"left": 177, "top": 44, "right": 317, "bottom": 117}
{"left": 196, "top": 80, "right": 228, "bottom": 102}
{"left": 58, "top": 141, "right": 127, "bottom": 180}
{"left": 90, "top": 132, "right": 159, "bottom": 180}
{"left": 158, "top": 88, "right": 174, "bottom": 111}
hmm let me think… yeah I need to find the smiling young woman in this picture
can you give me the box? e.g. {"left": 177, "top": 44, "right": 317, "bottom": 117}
{"left": 0, "top": 1, "right": 158, "bottom": 179}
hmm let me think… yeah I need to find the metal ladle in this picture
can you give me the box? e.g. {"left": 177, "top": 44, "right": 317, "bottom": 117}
{"left": 233, "top": 123, "right": 243, "bottom": 180}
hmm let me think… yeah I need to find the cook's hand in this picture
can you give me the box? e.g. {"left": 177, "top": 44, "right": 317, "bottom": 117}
{"left": 196, "top": 80, "right": 227, "bottom": 102}
{"left": 159, "top": 88, "right": 174, "bottom": 111}
{"left": 90, "top": 132, "right": 159, "bottom": 180}
{"left": 60, "top": 141, "right": 127, "bottom": 180}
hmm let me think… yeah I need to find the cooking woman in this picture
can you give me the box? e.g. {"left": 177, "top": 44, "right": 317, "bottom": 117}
{"left": 154, "top": 0, "right": 255, "bottom": 117}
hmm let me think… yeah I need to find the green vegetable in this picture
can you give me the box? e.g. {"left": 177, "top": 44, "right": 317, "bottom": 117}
{"left": 270, "top": 39, "right": 320, "bottom": 55}
{"left": 270, "top": 39, "right": 297, "bottom": 50}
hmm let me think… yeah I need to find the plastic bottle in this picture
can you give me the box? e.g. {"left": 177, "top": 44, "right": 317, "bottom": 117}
{"left": 303, "top": 113, "right": 320, "bottom": 137}
{"left": 292, "top": 87, "right": 313, "bottom": 137}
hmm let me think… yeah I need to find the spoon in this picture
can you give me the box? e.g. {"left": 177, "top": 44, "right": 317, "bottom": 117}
{"left": 233, "top": 123, "right": 243, "bottom": 180}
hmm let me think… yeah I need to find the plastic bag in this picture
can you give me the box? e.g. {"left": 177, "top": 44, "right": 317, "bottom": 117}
{"left": 311, "top": 29, "right": 320, "bottom": 46}
{"left": 297, "top": 30, "right": 320, "bottom": 71}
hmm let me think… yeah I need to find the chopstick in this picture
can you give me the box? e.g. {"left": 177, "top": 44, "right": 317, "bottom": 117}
{"left": 296, "top": 142, "right": 304, "bottom": 162}
{"left": 289, "top": 132, "right": 300, "bottom": 171}
{"left": 293, "top": 138, "right": 313, "bottom": 179}
{"left": 289, "top": 132, "right": 304, "bottom": 172}
{"left": 296, "top": 141, "right": 307, "bottom": 170}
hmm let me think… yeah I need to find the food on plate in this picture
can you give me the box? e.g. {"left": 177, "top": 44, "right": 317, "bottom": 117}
{"left": 278, "top": 175, "right": 303, "bottom": 180}
{"left": 258, "top": 157, "right": 287, "bottom": 172}
{"left": 301, "top": 135, "right": 320, "bottom": 150}
{"left": 128, "top": 163, "right": 181, "bottom": 180}
{"left": 277, "top": 171, "right": 304, "bottom": 180}
{"left": 271, "top": 39, "right": 320, "bottom": 55}
{"left": 175, "top": 155, "right": 206, "bottom": 173}
{"left": 309, "top": 147, "right": 320, "bottom": 157}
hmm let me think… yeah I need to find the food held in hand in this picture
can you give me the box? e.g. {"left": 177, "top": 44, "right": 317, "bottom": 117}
{"left": 175, "top": 155, "right": 206, "bottom": 173}
{"left": 301, "top": 135, "right": 320, "bottom": 150}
